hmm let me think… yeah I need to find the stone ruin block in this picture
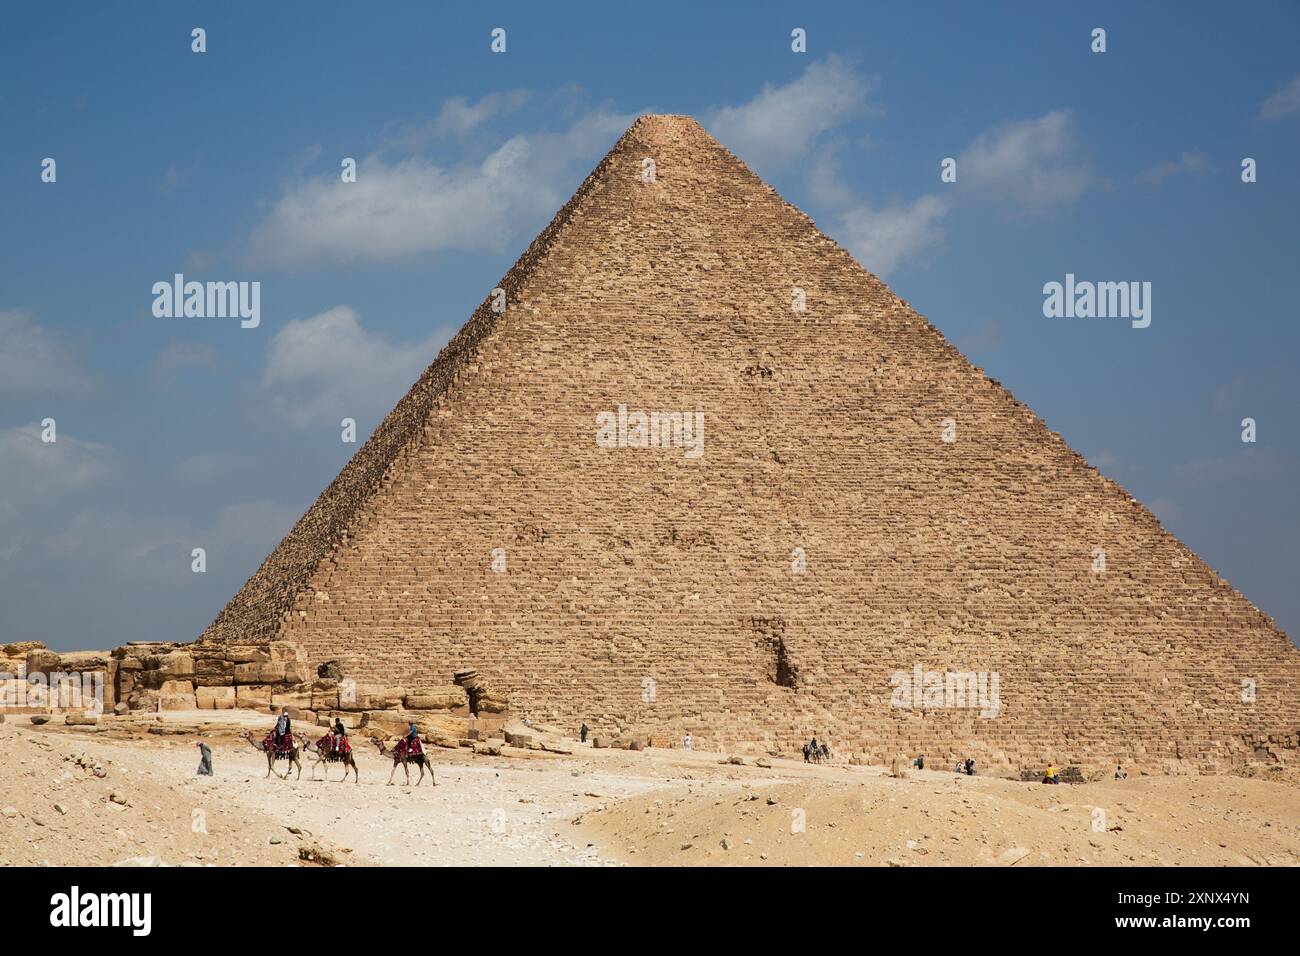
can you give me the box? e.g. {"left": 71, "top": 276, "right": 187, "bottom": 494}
{"left": 403, "top": 686, "right": 469, "bottom": 711}
{"left": 269, "top": 641, "right": 304, "bottom": 662}
{"left": 128, "top": 688, "right": 161, "bottom": 711}
{"left": 271, "top": 687, "right": 314, "bottom": 712}
{"left": 233, "top": 661, "right": 286, "bottom": 685}
{"left": 336, "top": 683, "right": 404, "bottom": 711}
{"left": 154, "top": 652, "right": 195, "bottom": 680}
{"left": 235, "top": 684, "right": 273, "bottom": 710}
{"left": 195, "top": 686, "right": 236, "bottom": 710}
{"left": 193, "top": 658, "right": 234, "bottom": 686}
{"left": 24, "top": 649, "right": 62, "bottom": 676}
{"left": 310, "top": 679, "right": 339, "bottom": 711}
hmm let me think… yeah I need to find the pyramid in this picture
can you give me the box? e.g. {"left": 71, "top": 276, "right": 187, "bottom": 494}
{"left": 200, "top": 115, "right": 1300, "bottom": 769}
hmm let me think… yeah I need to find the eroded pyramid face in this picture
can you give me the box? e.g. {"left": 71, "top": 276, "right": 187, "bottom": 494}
{"left": 201, "top": 115, "right": 1300, "bottom": 766}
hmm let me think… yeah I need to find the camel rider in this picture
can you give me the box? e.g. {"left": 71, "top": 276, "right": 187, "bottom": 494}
{"left": 405, "top": 722, "right": 420, "bottom": 754}
{"left": 333, "top": 717, "right": 347, "bottom": 754}
{"left": 275, "top": 709, "right": 291, "bottom": 749}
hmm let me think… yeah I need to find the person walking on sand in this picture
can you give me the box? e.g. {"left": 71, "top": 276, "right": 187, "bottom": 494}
{"left": 683, "top": 732, "right": 692, "bottom": 752}
{"left": 580, "top": 722, "right": 589, "bottom": 744}
{"left": 195, "top": 740, "right": 213, "bottom": 776}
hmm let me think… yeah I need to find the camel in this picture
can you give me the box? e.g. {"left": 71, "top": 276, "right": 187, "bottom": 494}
{"left": 303, "top": 732, "right": 360, "bottom": 783}
{"left": 244, "top": 729, "right": 304, "bottom": 780}
{"left": 373, "top": 737, "right": 436, "bottom": 786}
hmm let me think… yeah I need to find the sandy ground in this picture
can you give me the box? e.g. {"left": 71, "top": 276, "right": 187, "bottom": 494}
{"left": 2, "top": 717, "right": 1298, "bottom": 866}
{"left": 579, "top": 766, "right": 1300, "bottom": 866}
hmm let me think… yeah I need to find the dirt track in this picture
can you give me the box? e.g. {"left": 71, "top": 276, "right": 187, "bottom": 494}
{"left": 2, "top": 720, "right": 1297, "bottom": 866}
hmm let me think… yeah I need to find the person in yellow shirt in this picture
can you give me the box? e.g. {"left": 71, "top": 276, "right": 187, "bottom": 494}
{"left": 1043, "top": 763, "right": 1060, "bottom": 785}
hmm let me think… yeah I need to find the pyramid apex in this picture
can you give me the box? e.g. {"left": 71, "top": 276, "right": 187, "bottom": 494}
{"left": 626, "top": 113, "right": 710, "bottom": 141}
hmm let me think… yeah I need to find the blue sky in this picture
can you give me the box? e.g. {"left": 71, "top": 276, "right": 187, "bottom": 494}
{"left": 2, "top": 1, "right": 1298, "bottom": 651}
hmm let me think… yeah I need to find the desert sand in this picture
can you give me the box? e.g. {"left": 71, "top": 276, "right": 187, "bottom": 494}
{"left": 1, "top": 715, "right": 1297, "bottom": 867}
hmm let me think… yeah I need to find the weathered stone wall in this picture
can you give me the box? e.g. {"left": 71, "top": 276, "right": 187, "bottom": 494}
{"left": 194, "top": 116, "right": 1300, "bottom": 771}
{"left": 2, "top": 640, "right": 482, "bottom": 741}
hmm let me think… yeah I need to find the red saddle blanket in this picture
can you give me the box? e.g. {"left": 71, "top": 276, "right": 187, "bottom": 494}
{"left": 395, "top": 737, "right": 424, "bottom": 758}
{"left": 262, "top": 733, "right": 296, "bottom": 758}
{"left": 316, "top": 734, "right": 352, "bottom": 758}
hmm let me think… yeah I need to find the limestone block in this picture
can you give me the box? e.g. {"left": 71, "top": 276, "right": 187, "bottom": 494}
{"left": 311, "top": 681, "right": 339, "bottom": 711}
{"left": 271, "top": 688, "right": 314, "bottom": 711}
{"left": 234, "top": 661, "right": 286, "bottom": 685}
{"left": 337, "top": 683, "right": 403, "bottom": 711}
{"left": 196, "top": 686, "right": 236, "bottom": 710}
{"left": 129, "top": 689, "right": 160, "bottom": 711}
{"left": 269, "top": 641, "right": 303, "bottom": 662}
{"left": 283, "top": 661, "right": 309, "bottom": 685}
{"left": 25, "top": 649, "right": 61, "bottom": 676}
{"left": 193, "top": 659, "right": 233, "bottom": 686}
{"left": 403, "top": 686, "right": 468, "bottom": 711}
{"left": 156, "top": 652, "right": 195, "bottom": 679}
{"left": 236, "top": 685, "right": 274, "bottom": 710}
{"left": 476, "top": 693, "right": 509, "bottom": 715}
{"left": 59, "top": 650, "right": 110, "bottom": 671}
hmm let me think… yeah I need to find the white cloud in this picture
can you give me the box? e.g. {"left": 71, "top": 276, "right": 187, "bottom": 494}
{"left": 0, "top": 311, "right": 94, "bottom": 397}
{"left": 809, "top": 109, "right": 1094, "bottom": 275}
{"left": 0, "top": 424, "right": 118, "bottom": 559}
{"left": 381, "top": 91, "right": 533, "bottom": 150}
{"left": 830, "top": 195, "right": 950, "bottom": 277}
{"left": 0, "top": 424, "right": 116, "bottom": 502}
{"left": 705, "top": 56, "right": 878, "bottom": 172}
{"left": 1260, "top": 73, "right": 1300, "bottom": 120}
{"left": 34, "top": 500, "right": 298, "bottom": 578}
{"left": 1139, "top": 149, "right": 1209, "bottom": 184}
{"left": 246, "top": 107, "right": 634, "bottom": 269}
{"left": 955, "top": 111, "right": 1093, "bottom": 211}
{"left": 256, "top": 305, "right": 446, "bottom": 428}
